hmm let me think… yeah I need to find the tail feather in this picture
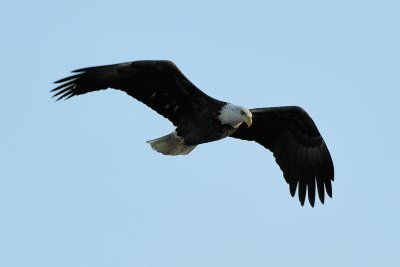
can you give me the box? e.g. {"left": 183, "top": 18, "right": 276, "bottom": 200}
{"left": 146, "top": 132, "right": 196, "bottom": 156}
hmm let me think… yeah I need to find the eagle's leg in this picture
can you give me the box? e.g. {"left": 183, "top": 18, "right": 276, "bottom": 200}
{"left": 146, "top": 131, "right": 196, "bottom": 156}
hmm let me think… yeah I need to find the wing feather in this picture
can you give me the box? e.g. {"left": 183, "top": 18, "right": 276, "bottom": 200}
{"left": 51, "top": 60, "right": 220, "bottom": 126}
{"left": 230, "top": 106, "right": 334, "bottom": 206}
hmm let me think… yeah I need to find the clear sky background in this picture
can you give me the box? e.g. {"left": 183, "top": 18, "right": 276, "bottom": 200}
{"left": 1, "top": 1, "right": 399, "bottom": 266}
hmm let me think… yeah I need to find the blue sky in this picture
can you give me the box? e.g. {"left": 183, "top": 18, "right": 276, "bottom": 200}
{"left": 1, "top": 0, "right": 399, "bottom": 266}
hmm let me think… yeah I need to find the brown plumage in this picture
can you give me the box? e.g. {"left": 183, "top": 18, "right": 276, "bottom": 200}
{"left": 52, "top": 60, "right": 334, "bottom": 206}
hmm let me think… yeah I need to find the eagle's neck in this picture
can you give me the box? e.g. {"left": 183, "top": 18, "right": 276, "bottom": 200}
{"left": 218, "top": 103, "right": 252, "bottom": 129}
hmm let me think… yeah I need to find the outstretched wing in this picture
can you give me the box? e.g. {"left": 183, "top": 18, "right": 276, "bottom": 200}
{"left": 230, "top": 106, "right": 334, "bottom": 207}
{"left": 51, "top": 60, "right": 220, "bottom": 126}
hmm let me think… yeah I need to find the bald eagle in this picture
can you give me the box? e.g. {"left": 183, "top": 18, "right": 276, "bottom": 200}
{"left": 52, "top": 60, "right": 334, "bottom": 206}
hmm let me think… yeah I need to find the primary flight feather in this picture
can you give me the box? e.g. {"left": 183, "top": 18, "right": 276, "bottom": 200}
{"left": 52, "top": 60, "right": 334, "bottom": 206}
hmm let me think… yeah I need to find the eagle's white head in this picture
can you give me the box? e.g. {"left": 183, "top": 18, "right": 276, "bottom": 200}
{"left": 218, "top": 103, "right": 253, "bottom": 128}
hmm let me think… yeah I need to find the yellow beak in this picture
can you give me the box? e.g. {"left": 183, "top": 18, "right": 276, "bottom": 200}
{"left": 244, "top": 115, "right": 253, "bottom": 128}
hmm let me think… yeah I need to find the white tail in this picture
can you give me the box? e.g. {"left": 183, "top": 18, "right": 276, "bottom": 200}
{"left": 146, "top": 132, "right": 196, "bottom": 156}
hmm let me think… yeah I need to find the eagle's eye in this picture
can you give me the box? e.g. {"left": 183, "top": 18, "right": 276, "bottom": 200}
{"left": 240, "top": 110, "right": 246, "bottom": 115}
